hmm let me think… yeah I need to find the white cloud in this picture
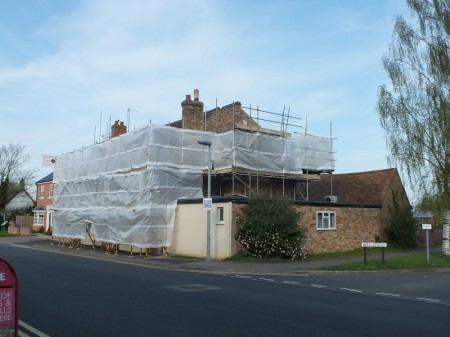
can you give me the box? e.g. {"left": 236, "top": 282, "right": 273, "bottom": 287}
{"left": 0, "top": 0, "right": 411, "bottom": 196}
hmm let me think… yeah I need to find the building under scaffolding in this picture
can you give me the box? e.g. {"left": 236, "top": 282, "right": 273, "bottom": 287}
{"left": 52, "top": 90, "right": 335, "bottom": 249}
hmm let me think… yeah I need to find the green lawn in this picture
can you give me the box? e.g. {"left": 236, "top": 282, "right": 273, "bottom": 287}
{"left": 226, "top": 247, "right": 409, "bottom": 263}
{"left": 0, "top": 231, "right": 15, "bottom": 238}
{"left": 320, "top": 252, "right": 450, "bottom": 271}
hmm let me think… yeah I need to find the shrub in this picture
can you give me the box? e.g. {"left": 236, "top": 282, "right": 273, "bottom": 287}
{"left": 386, "top": 191, "right": 417, "bottom": 249}
{"left": 236, "top": 193, "right": 306, "bottom": 260}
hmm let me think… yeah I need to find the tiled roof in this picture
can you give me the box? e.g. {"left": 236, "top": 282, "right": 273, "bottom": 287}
{"left": 36, "top": 172, "right": 53, "bottom": 184}
{"left": 307, "top": 168, "right": 398, "bottom": 204}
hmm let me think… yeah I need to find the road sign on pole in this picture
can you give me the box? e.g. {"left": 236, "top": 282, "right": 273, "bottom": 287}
{"left": 0, "top": 258, "right": 18, "bottom": 337}
{"left": 422, "top": 224, "right": 432, "bottom": 263}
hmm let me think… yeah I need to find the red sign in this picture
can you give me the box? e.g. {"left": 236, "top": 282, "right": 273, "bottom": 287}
{"left": 0, "top": 259, "right": 18, "bottom": 337}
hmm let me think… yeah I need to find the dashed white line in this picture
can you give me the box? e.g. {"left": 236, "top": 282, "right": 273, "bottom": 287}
{"left": 234, "top": 275, "right": 251, "bottom": 279}
{"left": 340, "top": 287, "right": 363, "bottom": 293}
{"left": 376, "top": 293, "right": 400, "bottom": 297}
{"left": 258, "top": 278, "right": 274, "bottom": 282}
{"left": 417, "top": 297, "right": 441, "bottom": 303}
{"left": 282, "top": 281, "right": 300, "bottom": 285}
{"left": 310, "top": 284, "right": 327, "bottom": 288}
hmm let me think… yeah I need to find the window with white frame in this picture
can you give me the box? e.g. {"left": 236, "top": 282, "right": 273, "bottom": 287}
{"left": 34, "top": 211, "right": 44, "bottom": 225}
{"left": 217, "top": 207, "right": 224, "bottom": 224}
{"left": 49, "top": 184, "right": 53, "bottom": 198}
{"left": 316, "top": 211, "right": 336, "bottom": 230}
{"left": 40, "top": 185, "right": 44, "bottom": 199}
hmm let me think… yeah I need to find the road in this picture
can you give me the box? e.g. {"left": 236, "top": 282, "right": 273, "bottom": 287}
{"left": 0, "top": 242, "right": 449, "bottom": 337}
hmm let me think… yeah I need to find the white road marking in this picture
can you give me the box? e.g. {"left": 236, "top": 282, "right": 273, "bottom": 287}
{"left": 258, "top": 278, "right": 274, "bottom": 282}
{"left": 234, "top": 275, "right": 251, "bottom": 279}
{"left": 19, "top": 320, "right": 51, "bottom": 337}
{"left": 417, "top": 297, "right": 441, "bottom": 303}
{"left": 310, "top": 284, "right": 327, "bottom": 288}
{"left": 282, "top": 281, "right": 300, "bottom": 285}
{"left": 376, "top": 293, "right": 400, "bottom": 297}
{"left": 340, "top": 287, "right": 363, "bottom": 293}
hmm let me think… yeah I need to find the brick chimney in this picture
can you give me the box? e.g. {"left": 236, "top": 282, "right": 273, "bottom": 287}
{"left": 111, "top": 120, "right": 127, "bottom": 138}
{"left": 181, "top": 89, "right": 204, "bottom": 130}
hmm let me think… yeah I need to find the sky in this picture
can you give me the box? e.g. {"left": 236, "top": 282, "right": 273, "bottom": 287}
{"left": 0, "top": 0, "right": 414, "bottom": 197}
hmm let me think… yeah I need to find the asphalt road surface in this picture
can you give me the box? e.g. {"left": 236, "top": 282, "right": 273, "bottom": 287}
{"left": 0, "top": 243, "right": 449, "bottom": 337}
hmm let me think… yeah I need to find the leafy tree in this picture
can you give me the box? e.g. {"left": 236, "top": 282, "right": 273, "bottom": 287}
{"left": 235, "top": 193, "right": 305, "bottom": 260}
{"left": 386, "top": 191, "right": 418, "bottom": 248}
{"left": 377, "top": 0, "right": 450, "bottom": 209}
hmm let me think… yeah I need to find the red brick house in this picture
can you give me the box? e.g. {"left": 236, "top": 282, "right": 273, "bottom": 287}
{"left": 34, "top": 172, "right": 54, "bottom": 232}
{"left": 298, "top": 168, "right": 411, "bottom": 253}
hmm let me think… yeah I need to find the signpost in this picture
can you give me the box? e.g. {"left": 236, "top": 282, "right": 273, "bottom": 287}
{"left": 361, "top": 242, "right": 387, "bottom": 266}
{"left": 422, "top": 224, "right": 432, "bottom": 263}
{"left": 0, "top": 258, "right": 18, "bottom": 337}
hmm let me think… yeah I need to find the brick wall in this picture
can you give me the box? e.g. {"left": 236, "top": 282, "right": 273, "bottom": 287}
{"left": 300, "top": 204, "right": 381, "bottom": 254}
{"left": 35, "top": 181, "right": 54, "bottom": 229}
{"left": 231, "top": 201, "right": 382, "bottom": 255}
{"left": 180, "top": 92, "right": 259, "bottom": 133}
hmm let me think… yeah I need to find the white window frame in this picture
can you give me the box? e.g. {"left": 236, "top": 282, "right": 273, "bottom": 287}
{"left": 39, "top": 185, "right": 44, "bottom": 199}
{"left": 217, "top": 207, "right": 224, "bottom": 224}
{"left": 316, "top": 211, "right": 336, "bottom": 230}
{"left": 49, "top": 184, "right": 53, "bottom": 199}
{"left": 34, "top": 211, "right": 44, "bottom": 226}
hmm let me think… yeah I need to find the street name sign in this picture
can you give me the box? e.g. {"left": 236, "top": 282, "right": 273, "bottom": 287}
{"left": 361, "top": 242, "right": 387, "bottom": 248}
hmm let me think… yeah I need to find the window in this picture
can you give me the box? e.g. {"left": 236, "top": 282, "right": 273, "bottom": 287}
{"left": 316, "top": 211, "right": 336, "bottom": 230}
{"left": 217, "top": 207, "right": 224, "bottom": 224}
{"left": 39, "top": 185, "right": 44, "bottom": 199}
{"left": 49, "top": 184, "right": 53, "bottom": 199}
{"left": 34, "top": 211, "right": 44, "bottom": 225}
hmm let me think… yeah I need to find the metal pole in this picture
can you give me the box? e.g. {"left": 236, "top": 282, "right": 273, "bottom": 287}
{"left": 198, "top": 140, "right": 212, "bottom": 260}
{"left": 207, "top": 144, "right": 211, "bottom": 260}
{"left": 364, "top": 247, "right": 367, "bottom": 266}
{"left": 426, "top": 229, "right": 430, "bottom": 264}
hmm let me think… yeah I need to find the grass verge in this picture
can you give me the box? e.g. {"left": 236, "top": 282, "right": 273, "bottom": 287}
{"left": 225, "top": 247, "right": 411, "bottom": 263}
{"left": 0, "top": 231, "right": 15, "bottom": 238}
{"left": 320, "top": 252, "right": 450, "bottom": 271}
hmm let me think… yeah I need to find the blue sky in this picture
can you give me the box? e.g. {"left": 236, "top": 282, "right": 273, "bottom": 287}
{"left": 0, "top": 1, "right": 413, "bottom": 196}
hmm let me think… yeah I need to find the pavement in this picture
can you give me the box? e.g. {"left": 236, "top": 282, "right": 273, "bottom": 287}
{"left": 0, "top": 233, "right": 444, "bottom": 275}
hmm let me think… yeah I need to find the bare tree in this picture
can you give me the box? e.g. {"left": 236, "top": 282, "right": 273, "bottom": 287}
{"left": 0, "top": 143, "right": 33, "bottom": 212}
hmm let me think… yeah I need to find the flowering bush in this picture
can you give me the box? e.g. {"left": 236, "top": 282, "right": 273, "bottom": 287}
{"left": 236, "top": 193, "right": 306, "bottom": 260}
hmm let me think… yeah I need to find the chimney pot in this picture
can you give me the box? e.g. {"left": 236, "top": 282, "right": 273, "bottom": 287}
{"left": 186, "top": 95, "right": 191, "bottom": 101}
{"left": 194, "top": 89, "right": 199, "bottom": 101}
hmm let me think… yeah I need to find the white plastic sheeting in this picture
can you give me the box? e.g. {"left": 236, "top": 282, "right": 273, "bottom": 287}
{"left": 53, "top": 124, "right": 334, "bottom": 248}
{"left": 213, "top": 130, "right": 334, "bottom": 173}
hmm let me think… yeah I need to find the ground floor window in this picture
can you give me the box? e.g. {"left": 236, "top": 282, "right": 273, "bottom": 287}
{"left": 34, "top": 211, "right": 44, "bottom": 226}
{"left": 316, "top": 211, "right": 336, "bottom": 230}
{"left": 217, "top": 207, "right": 224, "bottom": 224}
